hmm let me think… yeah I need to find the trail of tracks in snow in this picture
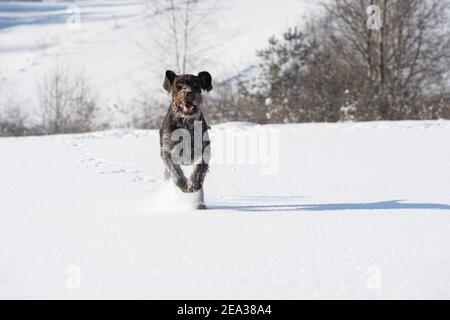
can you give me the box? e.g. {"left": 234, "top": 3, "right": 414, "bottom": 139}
{"left": 60, "top": 130, "right": 158, "bottom": 185}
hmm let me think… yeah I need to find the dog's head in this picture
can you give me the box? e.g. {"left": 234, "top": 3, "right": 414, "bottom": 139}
{"left": 163, "top": 70, "right": 213, "bottom": 117}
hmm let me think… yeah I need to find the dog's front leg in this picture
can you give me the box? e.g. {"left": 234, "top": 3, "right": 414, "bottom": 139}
{"left": 161, "top": 151, "right": 189, "bottom": 192}
{"left": 188, "top": 163, "right": 209, "bottom": 193}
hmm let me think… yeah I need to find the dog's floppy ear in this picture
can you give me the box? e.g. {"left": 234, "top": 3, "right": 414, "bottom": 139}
{"left": 198, "top": 71, "right": 213, "bottom": 92}
{"left": 163, "top": 70, "right": 177, "bottom": 92}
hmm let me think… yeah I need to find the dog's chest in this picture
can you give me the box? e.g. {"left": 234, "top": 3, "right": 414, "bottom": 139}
{"left": 162, "top": 114, "right": 210, "bottom": 165}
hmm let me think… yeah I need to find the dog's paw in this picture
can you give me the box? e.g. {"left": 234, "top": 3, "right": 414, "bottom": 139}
{"left": 175, "top": 177, "right": 189, "bottom": 193}
{"left": 196, "top": 203, "right": 207, "bottom": 210}
{"left": 187, "top": 180, "right": 203, "bottom": 193}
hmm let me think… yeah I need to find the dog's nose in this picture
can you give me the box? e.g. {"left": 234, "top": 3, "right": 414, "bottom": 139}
{"left": 186, "top": 91, "right": 196, "bottom": 99}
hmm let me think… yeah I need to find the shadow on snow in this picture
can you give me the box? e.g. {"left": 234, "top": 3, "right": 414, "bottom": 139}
{"left": 210, "top": 200, "right": 450, "bottom": 212}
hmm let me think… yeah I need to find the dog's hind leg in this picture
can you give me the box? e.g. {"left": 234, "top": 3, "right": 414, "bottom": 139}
{"left": 196, "top": 189, "right": 207, "bottom": 210}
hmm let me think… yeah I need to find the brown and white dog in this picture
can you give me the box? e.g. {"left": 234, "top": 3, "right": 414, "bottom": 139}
{"left": 159, "top": 70, "right": 213, "bottom": 209}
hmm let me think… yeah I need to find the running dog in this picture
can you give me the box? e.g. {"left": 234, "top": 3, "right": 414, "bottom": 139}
{"left": 159, "top": 70, "right": 213, "bottom": 209}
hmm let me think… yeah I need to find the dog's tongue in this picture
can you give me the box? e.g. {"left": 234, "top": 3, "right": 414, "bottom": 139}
{"left": 184, "top": 100, "right": 195, "bottom": 110}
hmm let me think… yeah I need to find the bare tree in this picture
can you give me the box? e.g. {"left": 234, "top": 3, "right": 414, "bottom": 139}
{"left": 231, "top": 0, "right": 449, "bottom": 124}
{"left": 38, "top": 60, "right": 98, "bottom": 134}
{"left": 0, "top": 72, "right": 30, "bottom": 137}
{"left": 0, "top": 103, "right": 29, "bottom": 137}
{"left": 142, "top": 0, "right": 221, "bottom": 73}
{"left": 323, "top": 0, "right": 450, "bottom": 120}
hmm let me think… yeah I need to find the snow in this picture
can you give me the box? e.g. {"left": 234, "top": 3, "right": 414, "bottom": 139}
{"left": 1, "top": 121, "right": 450, "bottom": 299}
{"left": 1, "top": 0, "right": 449, "bottom": 300}
{"left": 0, "top": 0, "right": 315, "bottom": 123}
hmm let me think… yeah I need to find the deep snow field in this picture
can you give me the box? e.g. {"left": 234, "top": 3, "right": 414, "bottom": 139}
{"left": 1, "top": 0, "right": 450, "bottom": 300}
{"left": 1, "top": 121, "right": 450, "bottom": 299}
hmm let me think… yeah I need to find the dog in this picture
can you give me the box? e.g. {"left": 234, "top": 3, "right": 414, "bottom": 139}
{"left": 159, "top": 70, "right": 213, "bottom": 210}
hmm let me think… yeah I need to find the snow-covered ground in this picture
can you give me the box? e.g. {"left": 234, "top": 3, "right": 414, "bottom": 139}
{"left": 0, "top": 0, "right": 315, "bottom": 123}
{"left": 1, "top": 121, "right": 450, "bottom": 299}
{"left": 1, "top": 0, "right": 449, "bottom": 300}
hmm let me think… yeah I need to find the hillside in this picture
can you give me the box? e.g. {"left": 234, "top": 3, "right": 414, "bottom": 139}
{"left": 0, "top": 0, "right": 314, "bottom": 124}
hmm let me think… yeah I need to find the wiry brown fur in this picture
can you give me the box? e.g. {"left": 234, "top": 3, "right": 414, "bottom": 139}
{"left": 159, "top": 70, "right": 213, "bottom": 209}
{"left": 172, "top": 91, "right": 203, "bottom": 120}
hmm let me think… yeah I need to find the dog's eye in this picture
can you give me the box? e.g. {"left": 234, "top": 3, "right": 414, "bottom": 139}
{"left": 176, "top": 84, "right": 183, "bottom": 90}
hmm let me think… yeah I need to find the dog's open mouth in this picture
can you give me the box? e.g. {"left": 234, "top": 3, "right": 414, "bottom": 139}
{"left": 175, "top": 90, "right": 201, "bottom": 116}
{"left": 182, "top": 101, "right": 197, "bottom": 114}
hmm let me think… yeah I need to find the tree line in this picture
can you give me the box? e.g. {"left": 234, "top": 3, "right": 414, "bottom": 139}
{"left": 1, "top": 0, "right": 449, "bottom": 137}
{"left": 207, "top": 0, "right": 450, "bottom": 123}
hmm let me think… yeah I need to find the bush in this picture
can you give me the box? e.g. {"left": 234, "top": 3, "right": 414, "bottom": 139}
{"left": 0, "top": 105, "right": 29, "bottom": 137}
{"left": 234, "top": 0, "right": 450, "bottom": 123}
{"left": 37, "top": 61, "right": 99, "bottom": 134}
{"left": 130, "top": 99, "right": 166, "bottom": 129}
